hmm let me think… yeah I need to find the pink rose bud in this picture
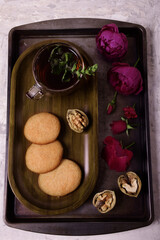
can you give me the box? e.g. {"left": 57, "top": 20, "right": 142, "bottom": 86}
{"left": 106, "top": 91, "right": 117, "bottom": 115}
{"left": 110, "top": 120, "right": 127, "bottom": 134}
{"left": 107, "top": 104, "right": 114, "bottom": 114}
{"left": 110, "top": 118, "right": 134, "bottom": 136}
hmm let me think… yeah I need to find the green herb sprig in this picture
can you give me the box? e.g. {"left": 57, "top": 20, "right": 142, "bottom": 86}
{"left": 48, "top": 45, "right": 98, "bottom": 82}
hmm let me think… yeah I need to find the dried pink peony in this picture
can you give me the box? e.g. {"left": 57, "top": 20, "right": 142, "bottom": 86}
{"left": 96, "top": 23, "right": 128, "bottom": 61}
{"left": 108, "top": 62, "right": 143, "bottom": 95}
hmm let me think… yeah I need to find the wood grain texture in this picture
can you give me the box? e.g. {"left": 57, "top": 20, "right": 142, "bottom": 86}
{"left": 8, "top": 40, "right": 98, "bottom": 215}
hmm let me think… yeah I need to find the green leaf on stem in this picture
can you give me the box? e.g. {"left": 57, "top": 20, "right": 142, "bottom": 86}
{"left": 49, "top": 45, "right": 98, "bottom": 82}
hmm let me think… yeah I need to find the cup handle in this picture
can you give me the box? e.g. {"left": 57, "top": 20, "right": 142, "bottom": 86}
{"left": 26, "top": 84, "right": 44, "bottom": 100}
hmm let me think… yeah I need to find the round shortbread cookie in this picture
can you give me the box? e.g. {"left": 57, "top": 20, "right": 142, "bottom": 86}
{"left": 24, "top": 112, "right": 61, "bottom": 144}
{"left": 38, "top": 159, "right": 82, "bottom": 196}
{"left": 25, "top": 141, "right": 63, "bottom": 173}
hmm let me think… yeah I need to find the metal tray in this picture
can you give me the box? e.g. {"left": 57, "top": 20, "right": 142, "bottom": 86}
{"left": 4, "top": 18, "right": 154, "bottom": 235}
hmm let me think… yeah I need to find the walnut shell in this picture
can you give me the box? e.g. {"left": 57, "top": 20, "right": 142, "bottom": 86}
{"left": 66, "top": 109, "right": 89, "bottom": 133}
{"left": 117, "top": 171, "right": 142, "bottom": 197}
{"left": 92, "top": 190, "right": 116, "bottom": 213}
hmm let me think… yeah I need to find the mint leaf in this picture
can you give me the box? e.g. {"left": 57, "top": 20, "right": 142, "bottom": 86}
{"left": 49, "top": 45, "right": 98, "bottom": 82}
{"left": 71, "top": 63, "right": 77, "bottom": 72}
{"left": 73, "top": 64, "right": 98, "bottom": 79}
{"left": 48, "top": 45, "right": 60, "bottom": 62}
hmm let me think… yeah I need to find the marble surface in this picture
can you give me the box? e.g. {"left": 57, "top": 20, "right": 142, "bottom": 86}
{"left": 0, "top": 0, "right": 160, "bottom": 239}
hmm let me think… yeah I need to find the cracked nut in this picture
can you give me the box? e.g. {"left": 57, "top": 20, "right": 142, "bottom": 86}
{"left": 92, "top": 190, "right": 116, "bottom": 213}
{"left": 118, "top": 171, "right": 142, "bottom": 197}
{"left": 66, "top": 109, "right": 89, "bottom": 133}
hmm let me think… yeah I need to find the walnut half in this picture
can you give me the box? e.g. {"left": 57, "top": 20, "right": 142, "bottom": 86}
{"left": 117, "top": 171, "right": 142, "bottom": 197}
{"left": 66, "top": 109, "right": 89, "bottom": 133}
{"left": 92, "top": 190, "right": 116, "bottom": 213}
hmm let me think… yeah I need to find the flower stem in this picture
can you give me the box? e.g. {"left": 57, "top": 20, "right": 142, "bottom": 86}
{"left": 111, "top": 91, "right": 118, "bottom": 104}
{"left": 132, "top": 103, "right": 136, "bottom": 109}
{"left": 125, "top": 142, "right": 135, "bottom": 149}
{"left": 134, "top": 57, "right": 140, "bottom": 68}
{"left": 113, "top": 91, "right": 118, "bottom": 99}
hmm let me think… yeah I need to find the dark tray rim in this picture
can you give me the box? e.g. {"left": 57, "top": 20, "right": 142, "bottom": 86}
{"left": 4, "top": 18, "right": 154, "bottom": 235}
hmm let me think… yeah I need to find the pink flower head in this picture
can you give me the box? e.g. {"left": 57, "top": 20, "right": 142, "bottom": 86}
{"left": 96, "top": 23, "right": 128, "bottom": 61}
{"left": 110, "top": 118, "right": 134, "bottom": 136}
{"left": 108, "top": 62, "right": 143, "bottom": 95}
{"left": 102, "top": 136, "right": 133, "bottom": 172}
{"left": 123, "top": 106, "right": 138, "bottom": 119}
{"left": 110, "top": 120, "right": 127, "bottom": 134}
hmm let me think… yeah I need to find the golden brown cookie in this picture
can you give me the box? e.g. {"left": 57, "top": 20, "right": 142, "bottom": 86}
{"left": 38, "top": 159, "right": 82, "bottom": 196}
{"left": 24, "top": 112, "right": 61, "bottom": 144}
{"left": 25, "top": 141, "right": 63, "bottom": 173}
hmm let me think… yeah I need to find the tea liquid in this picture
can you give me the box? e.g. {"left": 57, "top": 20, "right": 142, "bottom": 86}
{"left": 34, "top": 45, "right": 79, "bottom": 90}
